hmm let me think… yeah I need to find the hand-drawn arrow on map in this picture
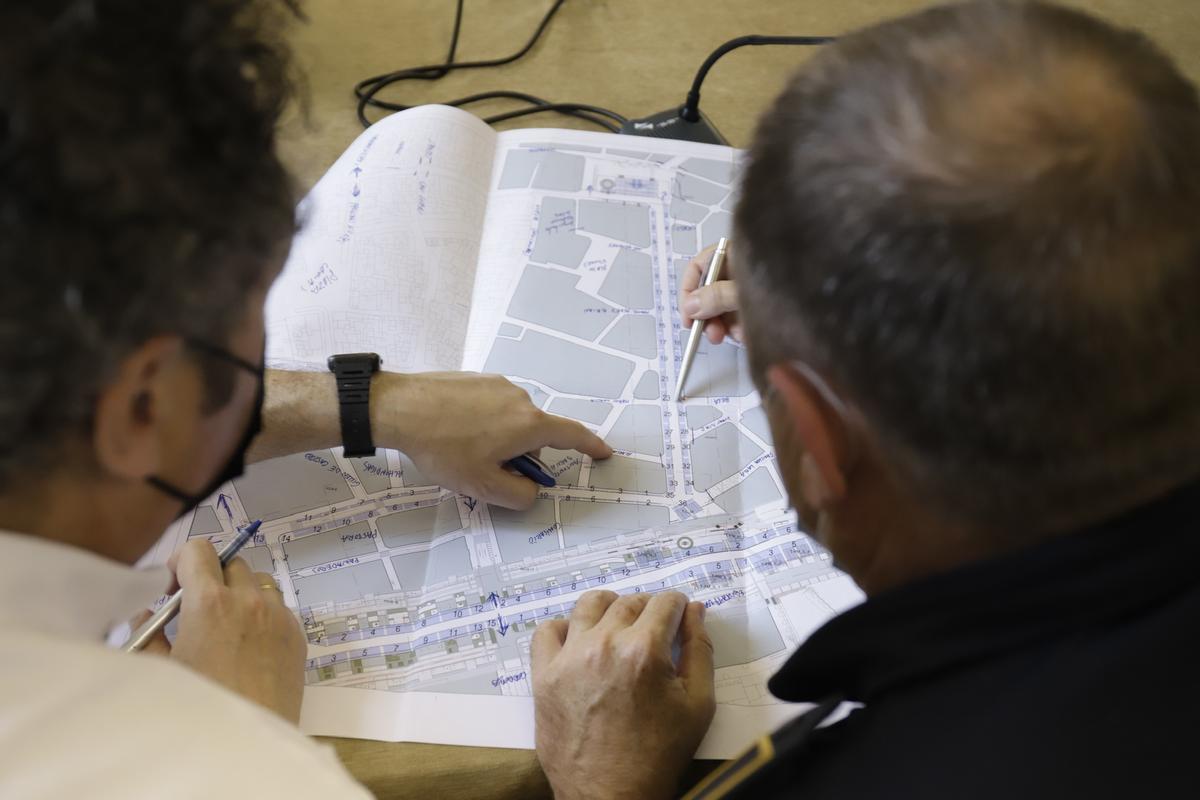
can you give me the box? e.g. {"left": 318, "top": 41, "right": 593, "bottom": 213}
{"left": 216, "top": 494, "right": 234, "bottom": 523}
{"left": 497, "top": 616, "right": 510, "bottom": 636}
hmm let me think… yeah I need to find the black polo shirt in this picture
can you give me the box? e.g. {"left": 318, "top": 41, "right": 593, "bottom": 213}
{"left": 684, "top": 480, "right": 1199, "bottom": 799}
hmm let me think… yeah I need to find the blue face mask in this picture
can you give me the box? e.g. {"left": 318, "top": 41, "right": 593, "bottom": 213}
{"left": 146, "top": 338, "right": 264, "bottom": 518}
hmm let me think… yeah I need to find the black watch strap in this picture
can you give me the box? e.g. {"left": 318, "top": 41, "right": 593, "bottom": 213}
{"left": 327, "top": 353, "right": 381, "bottom": 458}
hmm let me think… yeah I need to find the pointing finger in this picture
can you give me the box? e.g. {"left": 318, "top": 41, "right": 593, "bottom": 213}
{"left": 540, "top": 414, "right": 613, "bottom": 460}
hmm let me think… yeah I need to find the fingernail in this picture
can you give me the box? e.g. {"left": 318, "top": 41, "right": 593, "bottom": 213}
{"left": 683, "top": 296, "right": 701, "bottom": 315}
{"left": 697, "top": 602, "right": 707, "bottom": 620}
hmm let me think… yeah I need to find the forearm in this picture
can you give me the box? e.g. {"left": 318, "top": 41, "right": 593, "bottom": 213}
{"left": 248, "top": 370, "right": 343, "bottom": 463}
{"left": 248, "top": 368, "right": 610, "bottom": 509}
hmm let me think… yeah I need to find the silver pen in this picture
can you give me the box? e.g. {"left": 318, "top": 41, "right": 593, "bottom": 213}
{"left": 674, "top": 237, "right": 729, "bottom": 402}
{"left": 121, "top": 519, "right": 263, "bottom": 653}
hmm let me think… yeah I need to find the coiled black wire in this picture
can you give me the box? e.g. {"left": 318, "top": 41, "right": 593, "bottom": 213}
{"left": 354, "top": 0, "right": 628, "bottom": 132}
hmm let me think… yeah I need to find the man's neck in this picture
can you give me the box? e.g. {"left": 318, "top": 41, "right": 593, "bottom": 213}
{"left": 0, "top": 472, "right": 167, "bottom": 564}
{"left": 829, "top": 464, "right": 1197, "bottom": 596}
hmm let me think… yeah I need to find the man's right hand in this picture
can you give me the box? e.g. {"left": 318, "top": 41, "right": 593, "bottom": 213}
{"left": 532, "top": 590, "right": 716, "bottom": 800}
{"left": 136, "top": 539, "right": 307, "bottom": 724}
{"left": 679, "top": 243, "right": 741, "bottom": 345}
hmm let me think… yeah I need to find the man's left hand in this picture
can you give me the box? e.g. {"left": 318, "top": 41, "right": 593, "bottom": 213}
{"left": 532, "top": 590, "right": 716, "bottom": 800}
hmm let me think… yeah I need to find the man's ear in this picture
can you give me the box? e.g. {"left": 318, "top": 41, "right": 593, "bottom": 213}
{"left": 92, "top": 337, "right": 186, "bottom": 480}
{"left": 765, "top": 363, "right": 855, "bottom": 512}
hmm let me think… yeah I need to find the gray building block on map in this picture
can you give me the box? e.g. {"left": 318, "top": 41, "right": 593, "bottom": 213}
{"left": 547, "top": 397, "right": 612, "bottom": 425}
{"left": 740, "top": 406, "right": 773, "bottom": 444}
{"left": 397, "top": 452, "right": 432, "bottom": 487}
{"left": 675, "top": 173, "right": 728, "bottom": 206}
{"left": 675, "top": 332, "right": 755, "bottom": 398}
{"left": 530, "top": 197, "right": 590, "bottom": 269}
{"left": 239, "top": 545, "right": 275, "bottom": 574}
{"left": 350, "top": 455, "right": 393, "bottom": 494}
{"left": 713, "top": 468, "right": 783, "bottom": 515}
{"left": 707, "top": 606, "right": 785, "bottom": 668}
{"left": 531, "top": 151, "right": 585, "bottom": 191}
{"left": 410, "top": 671, "right": 504, "bottom": 696}
{"left": 633, "top": 370, "right": 661, "bottom": 400}
{"left": 512, "top": 381, "right": 550, "bottom": 409}
{"left": 672, "top": 225, "right": 697, "bottom": 256}
{"left": 578, "top": 200, "right": 651, "bottom": 248}
{"left": 497, "top": 149, "right": 586, "bottom": 191}
{"left": 684, "top": 405, "right": 723, "bottom": 430}
{"left": 520, "top": 142, "right": 602, "bottom": 153}
{"left": 377, "top": 498, "right": 463, "bottom": 547}
{"left": 484, "top": 330, "right": 635, "bottom": 399}
{"left": 600, "top": 314, "right": 658, "bottom": 359}
{"left": 690, "top": 422, "right": 764, "bottom": 493}
{"left": 671, "top": 195, "right": 709, "bottom": 224}
{"left": 189, "top": 505, "right": 223, "bottom": 536}
{"left": 390, "top": 538, "right": 473, "bottom": 590}
{"left": 540, "top": 448, "right": 583, "bottom": 485}
{"left": 701, "top": 212, "right": 733, "bottom": 250}
{"left": 497, "top": 323, "right": 523, "bottom": 338}
{"left": 294, "top": 561, "right": 394, "bottom": 610}
{"left": 673, "top": 258, "right": 692, "bottom": 281}
{"left": 234, "top": 450, "right": 354, "bottom": 523}
{"left": 605, "top": 405, "right": 664, "bottom": 456}
{"left": 508, "top": 264, "right": 615, "bottom": 341}
{"left": 597, "top": 248, "right": 654, "bottom": 310}
{"left": 490, "top": 499, "right": 560, "bottom": 561}
{"left": 284, "top": 521, "right": 379, "bottom": 571}
{"left": 497, "top": 149, "right": 540, "bottom": 189}
{"left": 560, "top": 501, "right": 669, "bottom": 547}
{"left": 588, "top": 455, "right": 667, "bottom": 494}
{"left": 680, "top": 157, "right": 737, "bottom": 185}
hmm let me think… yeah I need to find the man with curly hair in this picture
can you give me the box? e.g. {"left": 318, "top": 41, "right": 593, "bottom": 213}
{"left": 0, "top": 1, "right": 612, "bottom": 795}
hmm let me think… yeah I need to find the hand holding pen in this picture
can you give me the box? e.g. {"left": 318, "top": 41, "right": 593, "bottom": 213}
{"left": 123, "top": 522, "right": 309, "bottom": 723}
{"left": 678, "top": 240, "right": 741, "bottom": 349}
{"left": 676, "top": 239, "right": 735, "bottom": 401}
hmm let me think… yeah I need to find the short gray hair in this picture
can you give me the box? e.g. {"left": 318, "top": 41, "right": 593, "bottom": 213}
{"left": 736, "top": 0, "right": 1200, "bottom": 535}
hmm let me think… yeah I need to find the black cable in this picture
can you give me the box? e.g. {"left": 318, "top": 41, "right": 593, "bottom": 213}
{"left": 446, "top": 91, "right": 623, "bottom": 132}
{"left": 681, "top": 35, "right": 836, "bottom": 122}
{"left": 355, "top": 0, "right": 627, "bottom": 132}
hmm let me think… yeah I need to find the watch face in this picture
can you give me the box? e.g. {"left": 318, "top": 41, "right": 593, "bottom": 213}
{"left": 328, "top": 352, "right": 382, "bottom": 372}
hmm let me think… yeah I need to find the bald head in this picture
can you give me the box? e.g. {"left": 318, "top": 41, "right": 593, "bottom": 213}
{"left": 737, "top": 0, "right": 1200, "bottom": 536}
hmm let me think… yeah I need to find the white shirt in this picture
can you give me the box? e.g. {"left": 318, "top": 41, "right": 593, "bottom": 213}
{"left": 0, "top": 530, "right": 372, "bottom": 799}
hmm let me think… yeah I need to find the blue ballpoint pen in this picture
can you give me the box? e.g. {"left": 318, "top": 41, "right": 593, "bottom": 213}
{"left": 121, "top": 519, "right": 264, "bottom": 652}
{"left": 507, "top": 454, "right": 557, "bottom": 488}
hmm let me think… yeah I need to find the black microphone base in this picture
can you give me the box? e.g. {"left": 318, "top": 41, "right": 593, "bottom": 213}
{"left": 618, "top": 107, "right": 729, "bottom": 145}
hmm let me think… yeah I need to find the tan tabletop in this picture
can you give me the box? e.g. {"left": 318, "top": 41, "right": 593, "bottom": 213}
{"left": 277, "top": 2, "right": 1200, "bottom": 797}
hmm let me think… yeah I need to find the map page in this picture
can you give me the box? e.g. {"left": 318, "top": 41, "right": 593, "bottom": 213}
{"left": 143, "top": 106, "right": 864, "bottom": 759}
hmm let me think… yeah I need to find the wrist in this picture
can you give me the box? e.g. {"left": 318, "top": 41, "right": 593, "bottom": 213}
{"left": 368, "top": 371, "right": 415, "bottom": 455}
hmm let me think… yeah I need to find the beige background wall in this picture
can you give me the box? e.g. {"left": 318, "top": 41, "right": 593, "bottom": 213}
{"left": 277, "top": 2, "right": 1200, "bottom": 797}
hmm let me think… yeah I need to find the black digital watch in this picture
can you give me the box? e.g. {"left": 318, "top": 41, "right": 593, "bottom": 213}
{"left": 327, "top": 352, "right": 382, "bottom": 458}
